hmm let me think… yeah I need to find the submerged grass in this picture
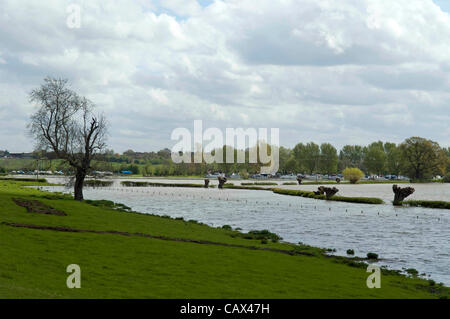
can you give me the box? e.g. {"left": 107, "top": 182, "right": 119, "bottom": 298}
{"left": 124, "top": 181, "right": 384, "bottom": 205}
{"left": 121, "top": 181, "right": 209, "bottom": 188}
{"left": 241, "top": 182, "right": 279, "bottom": 186}
{"left": 402, "top": 200, "right": 450, "bottom": 210}
{"left": 83, "top": 180, "right": 114, "bottom": 187}
{"left": 272, "top": 188, "right": 384, "bottom": 205}
{"left": 0, "top": 177, "right": 48, "bottom": 183}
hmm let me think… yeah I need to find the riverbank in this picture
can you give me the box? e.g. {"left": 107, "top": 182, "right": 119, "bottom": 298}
{"left": 0, "top": 179, "right": 448, "bottom": 298}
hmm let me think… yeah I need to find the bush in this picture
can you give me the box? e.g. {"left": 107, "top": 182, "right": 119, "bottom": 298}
{"left": 343, "top": 168, "right": 364, "bottom": 184}
{"left": 346, "top": 249, "right": 355, "bottom": 255}
{"left": 443, "top": 175, "right": 450, "bottom": 183}
{"left": 367, "top": 252, "right": 378, "bottom": 260}
{"left": 239, "top": 170, "right": 249, "bottom": 179}
{"left": 282, "top": 182, "right": 297, "bottom": 185}
{"left": 222, "top": 225, "right": 232, "bottom": 230}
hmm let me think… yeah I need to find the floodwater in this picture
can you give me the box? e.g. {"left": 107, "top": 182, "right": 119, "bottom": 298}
{"left": 39, "top": 177, "right": 449, "bottom": 286}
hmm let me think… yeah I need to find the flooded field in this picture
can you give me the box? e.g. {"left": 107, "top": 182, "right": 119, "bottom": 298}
{"left": 42, "top": 176, "right": 450, "bottom": 202}
{"left": 40, "top": 178, "right": 450, "bottom": 286}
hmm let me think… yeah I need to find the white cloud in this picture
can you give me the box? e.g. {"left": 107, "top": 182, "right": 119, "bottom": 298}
{"left": 0, "top": 0, "right": 449, "bottom": 153}
{"left": 160, "top": 0, "right": 203, "bottom": 17}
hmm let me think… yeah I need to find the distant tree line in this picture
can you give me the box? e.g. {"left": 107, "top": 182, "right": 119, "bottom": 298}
{"left": 2, "top": 136, "right": 449, "bottom": 182}
{"left": 91, "top": 136, "right": 449, "bottom": 182}
{"left": 280, "top": 137, "right": 448, "bottom": 181}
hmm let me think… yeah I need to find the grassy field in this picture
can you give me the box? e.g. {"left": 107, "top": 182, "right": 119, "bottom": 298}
{"left": 0, "top": 180, "right": 448, "bottom": 299}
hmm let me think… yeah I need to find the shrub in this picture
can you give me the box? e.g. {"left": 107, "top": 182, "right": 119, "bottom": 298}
{"left": 443, "top": 175, "right": 450, "bottom": 183}
{"left": 346, "top": 249, "right": 355, "bottom": 255}
{"left": 343, "top": 167, "right": 364, "bottom": 184}
{"left": 222, "top": 225, "right": 232, "bottom": 230}
{"left": 239, "top": 170, "right": 249, "bottom": 179}
{"left": 282, "top": 182, "right": 297, "bottom": 185}
{"left": 366, "top": 252, "right": 378, "bottom": 260}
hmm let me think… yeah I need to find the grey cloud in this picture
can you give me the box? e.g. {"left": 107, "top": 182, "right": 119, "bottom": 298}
{"left": 0, "top": 0, "right": 449, "bottom": 153}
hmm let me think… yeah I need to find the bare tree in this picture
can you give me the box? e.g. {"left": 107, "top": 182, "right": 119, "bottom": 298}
{"left": 28, "top": 77, "right": 108, "bottom": 200}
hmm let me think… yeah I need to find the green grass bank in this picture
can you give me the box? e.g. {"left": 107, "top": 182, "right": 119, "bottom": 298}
{"left": 0, "top": 180, "right": 447, "bottom": 298}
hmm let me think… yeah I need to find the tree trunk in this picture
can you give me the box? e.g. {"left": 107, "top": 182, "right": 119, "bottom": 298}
{"left": 74, "top": 169, "right": 86, "bottom": 201}
{"left": 392, "top": 184, "right": 415, "bottom": 205}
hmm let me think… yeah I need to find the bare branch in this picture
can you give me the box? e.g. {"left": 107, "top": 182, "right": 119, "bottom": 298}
{"left": 28, "top": 77, "right": 109, "bottom": 200}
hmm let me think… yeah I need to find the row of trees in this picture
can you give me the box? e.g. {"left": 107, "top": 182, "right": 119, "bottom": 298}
{"left": 22, "top": 139, "right": 448, "bottom": 181}
{"left": 25, "top": 138, "right": 449, "bottom": 181}
{"left": 278, "top": 138, "right": 449, "bottom": 181}
{"left": 105, "top": 137, "right": 448, "bottom": 182}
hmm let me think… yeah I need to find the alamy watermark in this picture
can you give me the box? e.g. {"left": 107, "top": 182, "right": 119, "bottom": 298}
{"left": 66, "top": 4, "right": 81, "bottom": 29}
{"left": 66, "top": 264, "right": 81, "bottom": 288}
{"left": 366, "top": 265, "right": 381, "bottom": 289}
{"left": 171, "top": 120, "right": 279, "bottom": 174}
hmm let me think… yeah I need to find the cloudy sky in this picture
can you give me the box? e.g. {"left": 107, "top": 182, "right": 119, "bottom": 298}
{"left": 1, "top": 0, "right": 449, "bottom": 153}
